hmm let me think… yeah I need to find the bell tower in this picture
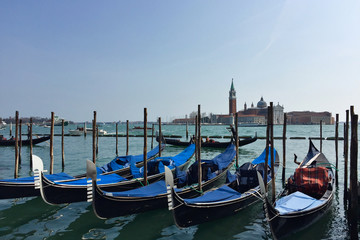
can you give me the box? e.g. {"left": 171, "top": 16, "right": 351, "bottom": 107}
{"left": 229, "top": 79, "right": 236, "bottom": 115}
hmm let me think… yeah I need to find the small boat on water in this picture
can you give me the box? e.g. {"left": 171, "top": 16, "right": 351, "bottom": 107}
{"left": 87, "top": 143, "right": 236, "bottom": 219}
{"left": 68, "top": 127, "right": 107, "bottom": 136}
{"left": 167, "top": 145, "right": 279, "bottom": 228}
{"left": 0, "top": 135, "right": 50, "bottom": 147}
{"left": 0, "top": 144, "right": 163, "bottom": 199}
{"left": 259, "top": 140, "right": 335, "bottom": 239}
{"left": 0, "top": 120, "right": 6, "bottom": 129}
{"left": 36, "top": 144, "right": 193, "bottom": 205}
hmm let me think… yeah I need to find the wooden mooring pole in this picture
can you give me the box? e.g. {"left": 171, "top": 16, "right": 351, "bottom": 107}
{"left": 282, "top": 113, "right": 287, "bottom": 183}
{"left": 96, "top": 126, "right": 99, "bottom": 155}
{"left": 270, "top": 102, "right": 275, "bottom": 204}
{"left": 84, "top": 122, "right": 87, "bottom": 137}
{"left": 335, "top": 114, "right": 339, "bottom": 186}
{"left": 186, "top": 122, "right": 189, "bottom": 139}
{"left": 197, "top": 105, "right": 202, "bottom": 193}
{"left": 126, "top": 120, "right": 129, "bottom": 156}
{"left": 151, "top": 123, "right": 154, "bottom": 150}
{"left": 50, "top": 112, "right": 54, "bottom": 174}
{"left": 30, "top": 118, "right": 33, "bottom": 170}
{"left": 264, "top": 107, "right": 270, "bottom": 191}
{"left": 143, "top": 108, "right": 148, "bottom": 186}
{"left": 344, "top": 110, "right": 349, "bottom": 204}
{"left": 14, "top": 111, "right": 19, "bottom": 178}
{"left": 9, "top": 122, "right": 12, "bottom": 137}
{"left": 349, "top": 110, "right": 358, "bottom": 240}
{"left": 93, "top": 111, "right": 96, "bottom": 164}
{"left": 19, "top": 119, "right": 22, "bottom": 165}
{"left": 159, "top": 117, "right": 162, "bottom": 157}
{"left": 235, "top": 113, "right": 239, "bottom": 169}
{"left": 320, "top": 120, "right": 323, "bottom": 153}
{"left": 116, "top": 122, "right": 119, "bottom": 156}
{"left": 62, "top": 119, "right": 65, "bottom": 170}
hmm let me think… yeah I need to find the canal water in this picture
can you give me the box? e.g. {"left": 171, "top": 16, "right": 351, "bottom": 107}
{"left": 0, "top": 123, "right": 358, "bottom": 239}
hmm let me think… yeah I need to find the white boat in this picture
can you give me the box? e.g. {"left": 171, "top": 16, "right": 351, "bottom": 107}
{"left": 0, "top": 121, "right": 6, "bottom": 130}
{"left": 68, "top": 127, "right": 107, "bottom": 136}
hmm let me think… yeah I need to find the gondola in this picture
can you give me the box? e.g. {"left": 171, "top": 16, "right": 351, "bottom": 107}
{"left": 156, "top": 135, "right": 257, "bottom": 148}
{"left": 258, "top": 140, "right": 335, "bottom": 239}
{"left": 167, "top": 145, "right": 279, "bottom": 228}
{"left": 0, "top": 144, "right": 163, "bottom": 199}
{"left": 0, "top": 135, "right": 50, "bottom": 146}
{"left": 87, "top": 143, "right": 236, "bottom": 219}
{"left": 35, "top": 144, "right": 195, "bottom": 205}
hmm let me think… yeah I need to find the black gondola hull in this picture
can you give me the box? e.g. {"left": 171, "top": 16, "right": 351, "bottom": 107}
{"left": 0, "top": 136, "right": 50, "bottom": 146}
{"left": 0, "top": 182, "right": 39, "bottom": 199}
{"left": 92, "top": 162, "right": 231, "bottom": 219}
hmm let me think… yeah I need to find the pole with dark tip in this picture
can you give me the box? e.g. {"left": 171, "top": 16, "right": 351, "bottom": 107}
{"left": 30, "top": 118, "right": 33, "bottom": 170}
{"left": 159, "top": 117, "right": 162, "bottom": 157}
{"left": 84, "top": 122, "right": 87, "bottom": 137}
{"left": 50, "top": 112, "right": 54, "bottom": 174}
{"left": 62, "top": 119, "right": 65, "bottom": 170}
{"left": 335, "top": 114, "right": 339, "bottom": 186}
{"left": 96, "top": 126, "right": 99, "bottom": 155}
{"left": 282, "top": 113, "right": 287, "bottom": 183}
{"left": 14, "top": 111, "right": 19, "bottom": 178}
{"left": 197, "top": 105, "right": 202, "bottom": 193}
{"left": 143, "top": 108, "right": 148, "bottom": 186}
{"left": 126, "top": 120, "right": 129, "bottom": 156}
{"left": 235, "top": 113, "right": 239, "bottom": 169}
{"left": 93, "top": 111, "right": 96, "bottom": 164}
{"left": 186, "top": 122, "right": 189, "bottom": 139}
{"left": 344, "top": 110, "right": 349, "bottom": 204}
{"left": 116, "top": 122, "right": 118, "bottom": 156}
{"left": 349, "top": 111, "right": 358, "bottom": 240}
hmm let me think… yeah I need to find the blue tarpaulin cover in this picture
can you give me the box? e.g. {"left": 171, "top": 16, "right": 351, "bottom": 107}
{"left": 275, "top": 191, "right": 324, "bottom": 215}
{"left": 0, "top": 172, "right": 75, "bottom": 183}
{"left": 53, "top": 173, "right": 127, "bottom": 186}
{"left": 98, "top": 145, "right": 162, "bottom": 173}
{"left": 184, "top": 185, "right": 242, "bottom": 204}
{"left": 251, "top": 146, "right": 277, "bottom": 168}
{"left": 130, "top": 144, "right": 195, "bottom": 178}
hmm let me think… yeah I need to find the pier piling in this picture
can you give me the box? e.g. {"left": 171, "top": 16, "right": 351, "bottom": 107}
{"left": 143, "top": 108, "right": 148, "bottom": 186}
{"left": 19, "top": 119, "right": 22, "bottom": 165}
{"left": 270, "top": 102, "right": 275, "bottom": 204}
{"left": 30, "top": 118, "right": 33, "bottom": 170}
{"left": 335, "top": 114, "right": 339, "bottom": 186}
{"left": 14, "top": 111, "right": 19, "bottom": 178}
{"left": 282, "top": 113, "right": 287, "bottom": 184}
{"left": 126, "top": 120, "right": 129, "bottom": 156}
{"left": 62, "top": 119, "right": 65, "bottom": 170}
{"left": 235, "top": 113, "right": 239, "bottom": 169}
{"left": 116, "top": 122, "right": 118, "bottom": 156}
{"left": 50, "top": 112, "right": 54, "bottom": 174}
{"left": 349, "top": 108, "right": 358, "bottom": 240}
{"left": 93, "top": 111, "right": 96, "bottom": 164}
{"left": 159, "top": 117, "right": 162, "bottom": 157}
{"left": 320, "top": 120, "right": 323, "bottom": 152}
{"left": 344, "top": 110, "right": 349, "bottom": 204}
{"left": 197, "top": 104, "right": 202, "bottom": 193}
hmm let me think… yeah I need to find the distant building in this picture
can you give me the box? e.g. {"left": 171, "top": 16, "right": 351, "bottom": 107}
{"left": 287, "top": 111, "right": 334, "bottom": 125}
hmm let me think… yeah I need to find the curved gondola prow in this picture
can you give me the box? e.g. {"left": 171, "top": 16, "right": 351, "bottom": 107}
{"left": 32, "top": 155, "right": 52, "bottom": 205}
{"left": 164, "top": 166, "right": 174, "bottom": 210}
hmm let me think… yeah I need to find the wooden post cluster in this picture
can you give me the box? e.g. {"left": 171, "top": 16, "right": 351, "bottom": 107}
{"left": 50, "top": 112, "right": 54, "bottom": 174}
{"left": 143, "top": 108, "right": 148, "bottom": 186}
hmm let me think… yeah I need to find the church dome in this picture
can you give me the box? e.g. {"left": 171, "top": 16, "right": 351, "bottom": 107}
{"left": 257, "top": 97, "right": 267, "bottom": 108}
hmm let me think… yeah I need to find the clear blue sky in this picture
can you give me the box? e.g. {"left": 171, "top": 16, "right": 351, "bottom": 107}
{"left": 1, "top": 0, "right": 359, "bottom": 122}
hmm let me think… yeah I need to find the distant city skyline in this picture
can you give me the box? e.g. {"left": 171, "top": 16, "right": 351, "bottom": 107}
{"left": 1, "top": 1, "right": 359, "bottom": 122}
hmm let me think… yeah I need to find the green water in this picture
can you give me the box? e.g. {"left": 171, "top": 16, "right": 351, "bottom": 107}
{"left": 0, "top": 123, "right": 358, "bottom": 239}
